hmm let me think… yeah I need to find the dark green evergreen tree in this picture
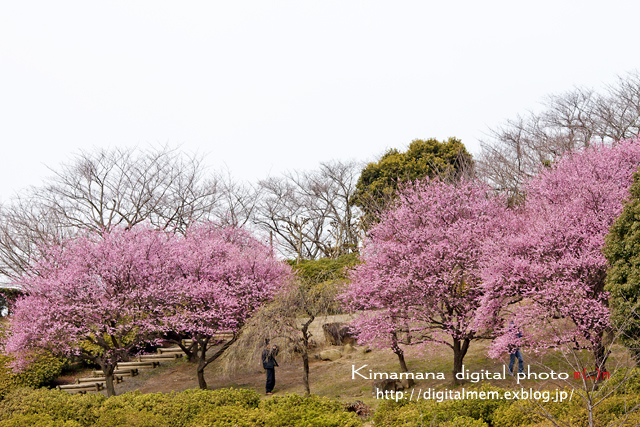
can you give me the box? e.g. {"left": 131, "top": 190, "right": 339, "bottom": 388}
{"left": 604, "top": 170, "right": 640, "bottom": 362}
{"left": 352, "top": 137, "right": 472, "bottom": 227}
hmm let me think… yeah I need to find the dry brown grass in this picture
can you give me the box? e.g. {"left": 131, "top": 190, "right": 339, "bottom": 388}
{"left": 54, "top": 314, "right": 637, "bottom": 409}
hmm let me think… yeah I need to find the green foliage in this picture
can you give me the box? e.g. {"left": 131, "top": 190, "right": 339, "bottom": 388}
{"left": 0, "top": 388, "right": 362, "bottom": 427}
{"left": 0, "top": 413, "right": 84, "bottom": 427}
{"left": 0, "top": 353, "right": 65, "bottom": 399}
{"left": 288, "top": 253, "right": 360, "bottom": 283}
{"left": 95, "top": 388, "right": 260, "bottom": 427}
{"left": 259, "top": 394, "right": 361, "bottom": 426}
{"left": 492, "top": 401, "right": 543, "bottom": 427}
{"left": 0, "top": 388, "right": 104, "bottom": 425}
{"left": 353, "top": 138, "right": 472, "bottom": 223}
{"left": 372, "top": 399, "right": 437, "bottom": 427}
{"left": 440, "top": 416, "right": 488, "bottom": 427}
{"left": 372, "top": 385, "right": 508, "bottom": 426}
{"left": 93, "top": 409, "right": 165, "bottom": 427}
{"left": 601, "top": 368, "right": 640, "bottom": 396}
{"left": 604, "top": 170, "right": 640, "bottom": 360}
{"left": 285, "top": 253, "right": 360, "bottom": 316}
{"left": 5, "top": 384, "right": 640, "bottom": 426}
{"left": 193, "top": 405, "right": 260, "bottom": 427}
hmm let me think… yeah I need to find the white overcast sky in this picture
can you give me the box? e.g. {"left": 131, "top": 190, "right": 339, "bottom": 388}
{"left": 1, "top": 1, "right": 639, "bottom": 203}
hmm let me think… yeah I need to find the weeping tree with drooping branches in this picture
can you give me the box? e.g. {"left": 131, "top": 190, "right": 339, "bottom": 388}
{"left": 479, "top": 137, "right": 640, "bottom": 373}
{"left": 2, "top": 225, "right": 175, "bottom": 397}
{"left": 343, "top": 179, "right": 508, "bottom": 383}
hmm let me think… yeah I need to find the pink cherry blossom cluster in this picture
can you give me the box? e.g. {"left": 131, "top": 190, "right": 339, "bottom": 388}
{"left": 343, "top": 137, "right": 640, "bottom": 366}
{"left": 2, "top": 223, "right": 290, "bottom": 374}
{"left": 342, "top": 178, "right": 509, "bottom": 357}
{"left": 480, "top": 138, "right": 640, "bottom": 358}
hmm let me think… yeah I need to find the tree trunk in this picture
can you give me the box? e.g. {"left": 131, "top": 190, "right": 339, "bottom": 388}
{"left": 452, "top": 338, "right": 470, "bottom": 385}
{"left": 302, "top": 348, "right": 310, "bottom": 395}
{"left": 169, "top": 340, "right": 199, "bottom": 363}
{"left": 391, "top": 334, "right": 409, "bottom": 372}
{"left": 195, "top": 333, "right": 240, "bottom": 390}
{"left": 101, "top": 363, "right": 117, "bottom": 397}
{"left": 391, "top": 333, "right": 413, "bottom": 387}
{"left": 197, "top": 338, "right": 209, "bottom": 390}
{"left": 593, "top": 337, "right": 608, "bottom": 383}
{"left": 396, "top": 348, "right": 409, "bottom": 372}
{"left": 197, "top": 361, "right": 207, "bottom": 390}
{"left": 185, "top": 342, "right": 199, "bottom": 363}
{"left": 301, "top": 317, "right": 314, "bottom": 395}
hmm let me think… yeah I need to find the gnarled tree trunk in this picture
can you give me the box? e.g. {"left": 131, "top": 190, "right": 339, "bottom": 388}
{"left": 99, "top": 362, "right": 117, "bottom": 397}
{"left": 452, "top": 338, "right": 470, "bottom": 385}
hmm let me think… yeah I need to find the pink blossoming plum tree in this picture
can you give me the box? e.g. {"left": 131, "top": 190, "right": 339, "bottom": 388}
{"left": 343, "top": 180, "right": 508, "bottom": 382}
{"left": 165, "top": 223, "right": 291, "bottom": 390}
{"left": 3, "top": 222, "right": 290, "bottom": 394}
{"left": 3, "top": 226, "right": 175, "bottom": 396}
{"left": 479, "top": 138, "right": 640, "bottom": 372}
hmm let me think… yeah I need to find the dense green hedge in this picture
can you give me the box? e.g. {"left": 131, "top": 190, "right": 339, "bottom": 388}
{"left": 0, "top": 388, "right": 362, "bottom": 427}
{"left": 372, "top": 385, "right": 508, "bottom": 427}
{"left": 287, "top": 253, "right": 360, "bottom": 283}
{"left": 373, "top": 383, "right": 640, "bottom": 427}
{"left": 0, "top": 353, "right": 65, "bottom": 399}
{"left": 5, "top": 382, "right": 640, "bottom": 426}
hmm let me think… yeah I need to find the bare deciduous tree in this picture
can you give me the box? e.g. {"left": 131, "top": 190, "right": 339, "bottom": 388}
{"left": 0, "top": 146, "right": 221, "bottom": 280}
{"left": 478, "top": 70, "right": 640, "bottom": 198}
{"left": 254, "top": 160, "right": 362, "bottom": 260}
{"left": 212, "top": 169, "right": 260, "bottom": 228}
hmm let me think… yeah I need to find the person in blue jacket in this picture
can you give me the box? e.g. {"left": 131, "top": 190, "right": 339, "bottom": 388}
{"left": 262, "top": 344, "right": 279, "bottom": 394}
{"left": 508, "top": 321, "right": 524, "bottom": 375}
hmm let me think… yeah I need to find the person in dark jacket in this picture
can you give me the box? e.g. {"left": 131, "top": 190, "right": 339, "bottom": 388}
{"left": 262, "top": 344, "right": 279, "bottom": 394}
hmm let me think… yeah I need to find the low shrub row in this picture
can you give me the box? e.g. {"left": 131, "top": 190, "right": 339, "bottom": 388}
{"left": 5, "top": 381, "right": 640, "bottom": 426}
{"left": 372, "top": 385, "right": 508, "bottom": 427}
{"left": 0, "top": 353, "right": 64, "bottom": 399}
{"left": 372, "top": 381, "right": 640, "bottom": 427}
{"left": 0, "top": 388, "right": 362, "bottom": 427}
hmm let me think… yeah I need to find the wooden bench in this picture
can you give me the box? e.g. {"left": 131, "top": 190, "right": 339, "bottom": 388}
{"left": 58, "top": 383, "right": 103, "bottom": 393}
{"left": 77, "top": 375, "right": 123, "bottom": 384}
{"left": 157, "top": 347, "right": 185, "bottom": 355}
{"left": 138, "top": 353, "right": 183, "bottom": 362}
{"left": 92, "top": 368, "right": 138, "bottom": 377}
{"left": 116, "top": 361, "right": 160, "bottom": 369}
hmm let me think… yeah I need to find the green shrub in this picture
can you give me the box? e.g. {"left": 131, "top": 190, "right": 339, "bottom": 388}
{"left": 444, "top": 385, "right": 509, "bottom": 425}
{"left": 492, "top": 391, "right": 590, "bottom": 427}
{"left": 372, "top": 385, "right": 509, "bottom": 427}
{"left": 288, "top": 253, "right": 360, "bottom": 283}
{"left": 603, "top": 368, "right": 640, "bottom": 396}
{"left": 0, "top": 353, "right": 65, "bottom": 399}
{"left": 492, "top": 401, "right": 541, "bottom": 427}
{"left": 0, "top": 413, "right": 83, "bottom": 427}
{"left": 0, "top": 387, "right": 361, "bottom": 427}
{"left": 260, "top": 394, "right": 362, "bottom": 427}
{"left": 440, "top": 416, "right": 488, "bottom": 427}
{"left": 97, "top": 388, "right": 260, "bottom": 427}
{"left": 93, "top": 407, "right": 167, "bottom": 427}
{"left": 0, "top": 387, "right": 103, "bottom": 425}
{"left": 372, "top": 399, "right": 437, "bottom": 427}
{"left": 189, "top": 405, "right": 261, "bottom": 427}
